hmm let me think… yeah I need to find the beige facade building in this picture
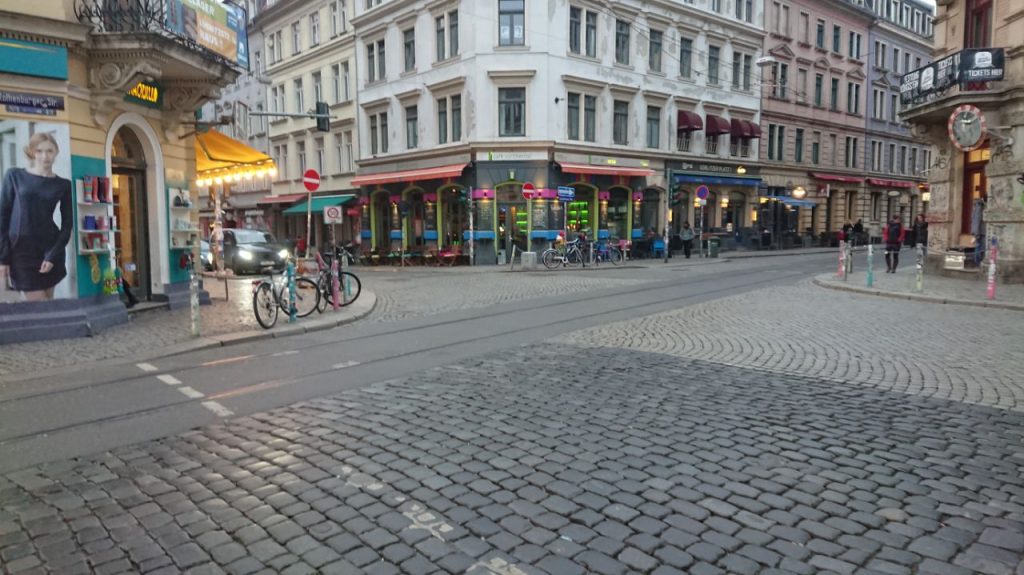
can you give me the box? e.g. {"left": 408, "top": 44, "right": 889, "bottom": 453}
{"left": 902, "top": 0, "right": 1024, "bottom": 283}
{"left": 252, "top": 0, "right": 360, "bottom": 249}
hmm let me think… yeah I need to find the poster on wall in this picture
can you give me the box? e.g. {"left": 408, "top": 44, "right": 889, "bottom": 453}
{"left": 165, "top": 0, "right": 250, "bottom": 69}
{"left": 0, "top": 119, "right": 74, "bottom": 303}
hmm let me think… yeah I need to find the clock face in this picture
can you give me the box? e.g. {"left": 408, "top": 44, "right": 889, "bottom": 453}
{"left": 948, "top": 106, "right": 986, "bottom": 151}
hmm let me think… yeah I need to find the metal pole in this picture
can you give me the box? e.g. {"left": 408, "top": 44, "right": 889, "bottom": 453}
{"left": 305, "top": 190, "right": 312, "bottom": 260}
{"left": 401, "top": 212, "right": 406, "bottom": 268}
{"left": 987, "top": 237, "right": 998, "bottom": 300}
{"left": 663, "top": 189, "right": 669, "bottom": 264}
{"left": 189, "top": 254, "right": 200, "bottom": 337}
{"left": 868, "top": 242, "right": 876, "bottom": 286}
{"left": 331, "top": 223, "right": 340, "bottom": 311}
{"left": 287, "top": 258, "right": 297, "bottom": 323}
{"left": 915, "top": 243, "right": 924, "bottom": 294}
{"left": 838, "top": 239, "right": 846, "bottom": 280}
{"left": 468, "top": 189, "right": 475, "bottom": 266}
{"left": 698, "top": 203, "right": 704, "bottom": 258}
{"left": 341, "top": 244, "right": 350, "bottom": 304}
{"left": 845, "top": 241, "right": 853, "bottom": 276}
{"left": 214, "top": 185, "right": 224, "bottom": 274}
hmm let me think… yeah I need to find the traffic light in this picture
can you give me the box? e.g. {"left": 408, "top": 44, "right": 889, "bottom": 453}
{"left": 315, "top": 101, "right": 329, "bottom": 132}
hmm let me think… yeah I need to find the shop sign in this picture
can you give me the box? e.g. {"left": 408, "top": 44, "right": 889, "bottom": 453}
{"left": 124, "top": 80, "right": 163, "bottom": 108}
{"left": 887, "top": 190, "right": 902, "bottom": 197}
{"left": 477, "top": 150, "right": 548, "bottom": 162}
{"left": 165, "top": 0, "right": 250, "bottom": 68}
{"left": 960, "top": 48, "right": 1005, "bottom": 82}
{"left": 900, "top": 48, "right": 1004, "bottom": 105}
{"left": 671, "top": 160, "right": 760, "bottom": 176}
{"left": 0, "top": 38, "right": 68, "bottom": 80}
{"left": 0, "top": 90, "right": 65, "bottom": 116}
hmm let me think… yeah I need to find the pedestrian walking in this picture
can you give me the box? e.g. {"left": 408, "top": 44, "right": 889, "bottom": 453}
{"left": 680, "top": 222, "right": 694, "bottom": 259}
{"left": 912, "top": 214, "right": 928, "bottom": 252}
{"left": 882, "top": 215, "right": 906, "bottom": 273}
{"left": 853, "top": 219, "right": 865, "bottom": 247}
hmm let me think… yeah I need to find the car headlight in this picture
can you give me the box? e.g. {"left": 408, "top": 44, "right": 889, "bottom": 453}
{"left": 238, "top": 250, "right": 253, "bottom": 261}
{"left": 278, "top": 249, "right": 289, "bottom": 259}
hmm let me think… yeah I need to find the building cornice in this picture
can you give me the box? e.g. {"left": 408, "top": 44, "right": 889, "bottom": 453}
{"left": 0, "top": 10, "right": 90, "bottom": 46}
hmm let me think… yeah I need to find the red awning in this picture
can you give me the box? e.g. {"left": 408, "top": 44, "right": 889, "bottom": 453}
{"left": 809, "top": 172, "right": 864, "bottom": 183}
{"left": 705, "top": 114, "right": 731, "bottom": 136}
{"left": 559, "top": 162, "right": 656, "bottom": 177}
{"left": 867, "top": 178, "right": 914, "bottom": 188}
{"left": 749, "top": 122, "right": 762, "bottom": 139}
{"left": 730, "top": 118, "right": 755, "bottom": 138}
{"left": 350, "top": 163, "right": 467, "bottom": 186}
{"left": 256, "top": 193, "right": 306, "bottom": 205}
{"left": 677, "top": 111, "right": 703, "bottom": 132}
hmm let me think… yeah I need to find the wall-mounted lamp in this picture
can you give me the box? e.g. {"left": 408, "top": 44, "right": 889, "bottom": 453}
{"left": 921, "top": 192, "right": 931, "bottom": 203}
{"left": 721, "top": 198, "right": 729, "bottom": 208}
{"left": 792, "top": 185, "right": 807, "bottom": 199}
{"left": 736, "top": 165, "right": 747, "bottom": 175}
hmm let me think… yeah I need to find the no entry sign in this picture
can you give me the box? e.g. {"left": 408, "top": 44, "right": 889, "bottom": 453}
{"left": 303, "top": 169, "right": 321, "bottom": 192}
{"left": 522, "top": 182, "right": 536, "bottom": 200}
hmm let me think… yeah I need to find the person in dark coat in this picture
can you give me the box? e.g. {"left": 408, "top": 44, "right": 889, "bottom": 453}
{"left": 0, "top": 132, "right": 72, "bottom": 300}
{"left": 882, "top": 215, "right": 906, "bottom": 273}
{"left": 912, "top": 214, "right": 928, "bottom": 252}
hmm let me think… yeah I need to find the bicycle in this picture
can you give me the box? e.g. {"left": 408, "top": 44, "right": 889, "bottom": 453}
{"left": 593, "top": 239, "right": 624, "bottom": 265}
{"left": 314, "top": 248, "right": 362, "bottom": 312}
{"left": 251, "top": 263, "right": 319, "bottom": 329}
{"left": 541, "top": 239, "right": 586, "bottom": 269}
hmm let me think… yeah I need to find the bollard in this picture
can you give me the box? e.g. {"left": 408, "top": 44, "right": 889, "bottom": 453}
{"left": 341, "top": 249, "right": 351, "bottom": 305}
{"left": 915, "top": 244, "right": 924, "bottom": 293}
{"left": 866, "top": 244, "right": 874, "bottom": 287}
{"left": 287, "top": 259, "right": 297, "bottom": 323}
{"left": 987, "top": 237, "right": 998, "bottom": 300}
{"left": 331, "top": 252, "right": 341, "bottom": 312}
{"left": 845, "top": 241, "right": 853, "bottom": 276}
{"left": 838, "top": 240, "right": 847, "bottom": 280}
{"left": 189, "top": 255, "right": 200, "bottom": 337}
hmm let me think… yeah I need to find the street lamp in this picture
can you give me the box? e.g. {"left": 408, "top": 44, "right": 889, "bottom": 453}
{"left": 736, "top": 165, "right": 747, "bottom": 175}
{"left": 792, "top": 186, "right": 807, "bottom": 199}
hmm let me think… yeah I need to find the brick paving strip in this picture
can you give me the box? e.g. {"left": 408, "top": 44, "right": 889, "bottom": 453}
{"left": 2, "top": 343, "right": 1023, "bottom": 574}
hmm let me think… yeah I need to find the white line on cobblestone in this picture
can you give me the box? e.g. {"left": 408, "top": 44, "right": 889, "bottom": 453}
{"left": 200, "top": 401, "right": 234, "bottom": 417}
{"left": 201, "top": 355, "right": 254, "bottom": 367}
{"left": 136, "top": 363, "right": 157, "bottom": 372}
{"left": 270, "top": 350, "right": 300, "bottom": 357}
{"left": 177, "top": 386, "right": 204, "bottom": 399}
{"left": 331, "top": 360, "right": 361, "bottom": 369}
{"left": 156, "top": 374, "right": 181, "bottom": 386}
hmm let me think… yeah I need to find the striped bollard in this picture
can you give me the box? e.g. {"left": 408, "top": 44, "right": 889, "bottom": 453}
{"left": 866, "top": 244, "right": 874, "bottom": 287}
{"left": 838, "top": 240, "right": 847, "bottom": 280}
{"left": 331, "top": 253, "right": 341, "bottom": 312}
{"left": 987, "top": 237, "right": 998, "bottom": 300}
{"left": 287, "top": 259, "right": 297, "bottom": 323}
{"left": 915, "top": 244, "right": 924, "bottom": 293}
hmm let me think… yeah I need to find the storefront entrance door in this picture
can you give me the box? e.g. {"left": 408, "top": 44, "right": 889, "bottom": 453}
{"left": 112, "top": 169, "right": 151, "bottom": 299}
{"left": 497, "top": 202, "right": 527, "bottom": 259}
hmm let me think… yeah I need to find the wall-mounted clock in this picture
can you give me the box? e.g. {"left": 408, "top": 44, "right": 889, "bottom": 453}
{"left": 948, "top": 104, "right": 987, "bottom": 152}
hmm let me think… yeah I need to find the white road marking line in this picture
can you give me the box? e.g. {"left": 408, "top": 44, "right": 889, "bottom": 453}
{"left": 137, "top": 363, "right": 158, "bottom": 372}
{"left": 331, "top": 360, "right": 361, "bottom": 369}
{"left": 202, "top": 401, "right": 234, "bottom": 417}
{"left": 201, "top": 355, "right": 254, "bottom": 367}
{"left": 156, "top": 374, "right": 181, "bottom": 386}
{"left": 270, "top": 350, "right": 300, "bottom": 357}
{"left": 177, "top": 386, "right": 204, "bottom": 399}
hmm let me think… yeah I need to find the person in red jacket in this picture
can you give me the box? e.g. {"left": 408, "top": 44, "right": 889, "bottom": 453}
{"left": 882, "top": 215, "right": 906, "bottom": 273}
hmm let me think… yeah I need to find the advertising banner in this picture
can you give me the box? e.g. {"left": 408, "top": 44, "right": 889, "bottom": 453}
{"left": 165, "top": 0, "right": 249, "bottom": 69}
{"left": 900, "top": 48, "right": 1004, "bottom": 105}
{"left": 0, "top": 119, "right": 74, "bottom": 302}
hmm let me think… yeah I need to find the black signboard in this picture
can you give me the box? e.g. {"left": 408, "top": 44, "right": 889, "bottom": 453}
{"left": 901, "top": 48, "right": 1004, "bottom": 105}
{"left": 960, "top": 48, "right": 1005, "bottom": 82}
{"left": 474, "top": 202, "right": 494, "bottom": 232}
{"left": 424, "top": 201, "right": 436, "bottom": 231}
{"left": 531, "top": 200, "right": 550, "bottom": 230}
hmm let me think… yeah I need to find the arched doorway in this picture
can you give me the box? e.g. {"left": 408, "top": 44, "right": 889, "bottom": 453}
{"left": 404, "top": 187, "right": 426, "bottom": 248}
{"left": 671, "top": 189, "right": 690, "bottom": 235}
{"left": 111, "top": 127, "right": 151, "bottom": 299}
{"left": 607, "top": 186, "right": 630, "bottom": 241}
{"left": 440, "top": 185, "right": 466, "bottom": 249}
{"left": 495, "top": 182, "right": 526, "bottom": 260}
{"left": 372, "top": 191, "right": 394, "bottom": 251}
{"left": 638, "top": 187, "right": 662, "bottom": 234}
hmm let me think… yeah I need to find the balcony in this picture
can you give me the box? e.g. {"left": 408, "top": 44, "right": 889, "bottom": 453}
{"left": 74, "top": 0, "right": 243, "bottom": 130}
{"left": 676, "top": 133, "right": 692, "bottom": 153}
{"left": 900, "top": 47, "right": 1009, "bottom": 123}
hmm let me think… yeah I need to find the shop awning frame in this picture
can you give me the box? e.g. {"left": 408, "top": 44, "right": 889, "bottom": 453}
{"left": 282, "top": 194, "right": 357, "bottom": 215}
{"left": 673, "top": 174, "right": 762, "bottom": 187}
{"left": 558, "top": 162, "right": 656, "bottom": 178}
{"left": 866, "top": 178, "right": 914, "bottom": 188}
{"left": 257, "top": 193, "right": 307, "bottom": 206}
{"left": 195, "top": 129, "right": 276, "bottom": 179}
{"left": 351, "top": 164, "right": 467, "bottom": 186}
{"left": 764, "top": 195, "right": 817, "bottom": 208}
{"left": 705, "top": 114, "right": 732, "bottom": 136}
{"left": 809, "top": 172, "right": 864, "bottom": 184}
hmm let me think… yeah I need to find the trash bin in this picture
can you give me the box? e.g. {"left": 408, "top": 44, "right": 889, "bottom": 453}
{"left": 707, "top": 237, "right": 720, "bottom": 258}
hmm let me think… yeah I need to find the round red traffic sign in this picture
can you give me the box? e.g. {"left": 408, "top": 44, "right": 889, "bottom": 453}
{"left": 522, "top": 182, "right": 536, "bottom": 200}
{"left": 303, "top": 169, "right": 321, "bottom": 192}
{"left": 696, "top": 185, "right": 709, "bottom": 199}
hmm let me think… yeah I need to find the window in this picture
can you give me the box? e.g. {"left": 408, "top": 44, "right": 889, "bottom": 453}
{"left": 436, "top": 16, "right": 446, "bottom": 61}
{"left": 796, "top": 68, "right": 807, "bottom": 102}
{"left": 376, "top": 40, "right": 385, "bottom": 81}
{"left": 367, "top": 40, "right": 385, "bottom": 82}
{"left": 380, "top": 112, "right": 388, "bottom": 153}
{"left": 874, "top": 41, "right": 887, "bottom": 68}
{"left": 889, "top": 93, "right": 897, "bottom": 122}
{"left": 773, "top": 3, "right": 790, "bottom": 37}
{"left": 736, "top": 0, "right": 753, "bottom": 23}
{"left": 814, "top": 73, "right": 823, "bottom": 106}
{"left": 437, "top": 98, "right": 448, "bottom": 144}
{"left": 828, "top": 133, "right": 837, "bottom": 166}
{"left": 315, "top": 138, "right": 324, "bottom": 173}
{"left": 343, "top": 62, "right": 351, "bottom": 101}
{"left": 330, "top": 1, "right": 341, "bottom": 36}
{"left": 292, "top": 21, "right": 301, "bottom": 54}
{"left": 910, "top": 148, "right": 918, "bottom": 175}
{"left": 708, "top": 45, "right": 720, "bottom": 84}
{"left": 812, "top": 131, "right": 821, "bottom": 164}
{"left": 254, "top": 50, "right": 262, "bottom": 75}
{"left": 278, "top": 145, "right": 288, "bottom": 180}
{"left": 255, "top": 103, "right": 265, "bottom": 134}
{"left": 293, "top": 78, "right": 304, "bottom": 113}
{"left": 298, "top": 146, "right": 306, "bottom": 175}
{"left": 366, "top": 0, "right": 380, "bottom": 8}
{"left": 404, "top": 28, "right": 415, "bottom": 72}
{"left": 369, "top": 116, "right": 378, "bottom": 155}
{"left": 435, "top": 11, "right": 459, "bottom": 61}
{"left": 832, "top": 24, "right": 841, "bottom": 53}
{"left": 567, "top": 93, "right": 580, "bottom": 140}
{"left": 734, "top": 53, "right": 752, "bottom": 90}
{"left": 903, "top": 52, "right": 911, "bottom": 75}
{"left": 649, "top": 30, "right": 663, "bottom": 72}
{"left": 767, "top": 124, "right": 785, "bottom": 161}
{"left": 848, "top": 32, "right": 861, "bottom": 58}
{"left": 343, "top": 131, "right": 353, "bottom": 171}
{"left": 677, "top": 130, "right": 692, "bottom": 152}
{"left": 615, "top": 20, "right": 630, "bottom": 65}
{"left": 646, "top": 106, "right": 661, "bottom": 149}
{"left": 270, "top": 86, "right": 279, "bottom": 113}
{"left": 569, "top": 7, "right": 581, "bottom": 54}
{"left": 915, "top": 56, "right": 921, "bottom": 70}
{"left": 310, "top": 12, "right": 320, "bottom": 46}
{"left": 872, "top": 88, "right": 884, "bottom": 120}
{"left": 816, "top": 19, "right": 825, "bottom": 49}
{"left": 267, "top": 33, "right": 275, "bottom": 64}
{"left": 799, "top": 12, "right": 809, "bottom": 43}
{"left": 498, "top": 87, "right": 525, "bottom": 136}
{"left": 846, "top": 82, "right": 860, "bottom": 115}
{"left": 893, "top": 48, "right": 901, "bottom": 73}
{"left": 771, "top": 62, "right": 788, "bottom": 98}
{"left": 406, "top": 105, "right": 418, "bottom": 149}
{"left": 331, "top": 64, "right": 341, "bottom": 103}
{"left": 312, "top": 72, "right": 322, "bottom": 104}
{"left": 679, "top": 38, "right": 692, "bottom": 78}
{"left": 730, "top": 133, "right": 750, "bottom": 157}
{"left": 499, "top": 0, "right": 525, "bottom": 46}
{"left": 845, "top": 136, "right": 858, "bottom": 168}
{"left": 450, "top": 11, "right": 459, "bottom": 56}
{"left": 830, "top": 78, "right": 840, "bottom": 111}
{"left": 794, "top": 128, "right": 804, "bottom": 162}
{"left": 451, "top": 95, "right": 461, "bottom": 141}
{"left": 872, "top": 192, "right": 882, "bottom": 220}
{"left": 583, "top": 95, "right": 595, "bottom": 142}
{"left": 613, "top": 100, "right": 628, "bottom": 145}
{"left": 871, "top": 140, "right": 882, "bottom": 171}
{"left": 899, "top": 145, "right": 907, "bottom": 174}
{"left": 711, "top": 0, "right": 721, "bottom": 12}
{"left": 706, "top": 133, "right": 719, "bottom": 154}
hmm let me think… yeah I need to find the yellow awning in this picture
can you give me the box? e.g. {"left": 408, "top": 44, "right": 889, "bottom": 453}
{"left": 195, "top": 129, "right": 276, "bottom": 179}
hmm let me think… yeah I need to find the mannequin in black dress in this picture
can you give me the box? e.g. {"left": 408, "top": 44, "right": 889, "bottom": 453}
{"left": 0, "top": 132, "right": 73, "bottom": 301}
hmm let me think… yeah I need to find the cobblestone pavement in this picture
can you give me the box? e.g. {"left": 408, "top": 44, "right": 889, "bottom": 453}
{"left": 816, "top": 265, "right": 1024, "bottom": 307}
{"left": 563, "top": 280, "right": 1024, "bottom": 412}
{"left": 2, "top": 345, "right": 1023, "bottom": 575}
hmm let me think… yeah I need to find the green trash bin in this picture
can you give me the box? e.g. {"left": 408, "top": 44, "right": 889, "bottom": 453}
{"left": 707, "top": 237, "right": 720, "bottom": 258}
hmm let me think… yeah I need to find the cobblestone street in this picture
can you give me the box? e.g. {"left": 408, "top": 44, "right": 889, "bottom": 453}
{"left": 2, "top": 277, "right": 1023, "bottom": 575}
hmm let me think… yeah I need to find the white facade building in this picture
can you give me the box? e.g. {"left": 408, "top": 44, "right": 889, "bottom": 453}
{"left": 352, "top": 0, "right": 765, "bottom": 263}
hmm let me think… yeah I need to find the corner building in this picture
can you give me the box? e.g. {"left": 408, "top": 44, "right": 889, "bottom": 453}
{"left": 352, "top": 0, "right": 765, "bottom": 264}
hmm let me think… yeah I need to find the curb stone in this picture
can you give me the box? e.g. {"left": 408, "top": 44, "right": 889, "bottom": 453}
{"left": 812, "top": 276, "right": 1024, "bottom": 312}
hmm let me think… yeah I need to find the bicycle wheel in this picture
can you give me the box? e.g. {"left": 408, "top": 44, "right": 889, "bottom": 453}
{"left": 608, "top": 247, "right": 624, "bottom": 265}
{"left": 252, "top": 282, "right": 278, "bottom": 329}
{"left": 316, "top": 274, "right": 329, "bottom": 313}
{"left": 324, "top": 271, "right": 362, "bottom": 307}
{"left": 566, "top": 247, "right": 584, "bottom": 267}
{"left": 291, "top": 277, "right": 320, "bottom": 317}
{"left": 541, "top": 249, "right": 559, "bottom": 270}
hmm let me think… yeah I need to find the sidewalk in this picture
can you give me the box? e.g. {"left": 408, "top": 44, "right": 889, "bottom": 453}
{"left": 0, "top": 281, "right": 376, "bottom": 382}
{"left": 814, "top": 264, "right": 1024, "bottom": 310}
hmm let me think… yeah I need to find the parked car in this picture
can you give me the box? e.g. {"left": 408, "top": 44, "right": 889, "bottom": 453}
{"left": 222, "top": 229, "right": 289, "bottom": 274}
{"left": 199, "top": 240, "right": 213, "bottom": 271}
